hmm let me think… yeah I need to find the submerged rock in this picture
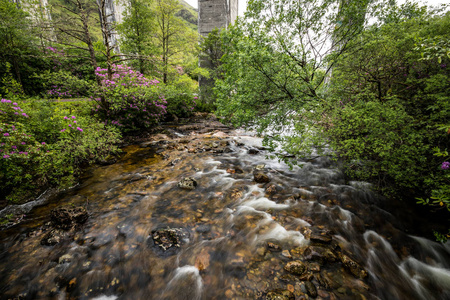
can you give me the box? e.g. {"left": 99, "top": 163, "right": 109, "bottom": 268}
{"left": 305, "top": 281, "right": 318, "bottom": 298}
{"left": 151, "top": 228, "right": 189, "bottom": 252}
{"left": 303, "top": 246, "right": 337, "bottom": 263}
{"left": 266, "top": 289, "right": 295, "bottom": 300}
{"left": 265, "top": 184, "right": 278, "bottom": 195}
{"left": 50, "top": 206, "right": 88, "bottom": 230}
{"left": 254, "top": 172, "right": 270, "bottom": 183}
{"left": 41, "top": 229, "right": 65, "bottom": 246}
{"left": 168, "top": 158, "right": 181, "bottom": 166}
{"left": 178, "top": 177, "right": 197, "bottom": 190}
{"left": 248, "top": 148, "right": 260, "bottom": 155}
{"left": 267, "top": 242, "right": 282, "bottom": 252}
{"left": 234, "top": 166, "right": 245, "bottom": 174}
{"left": 284, "top": 261, "right": 306, "bottom": 275}
{"left": 310, "top": 233, "right": 332, "bottom": 244}
{"left": 195, "top": 248, "right": 211, "bottom": 271}
{"left": 338, "top": 253, "right": 368, "bottom": 279}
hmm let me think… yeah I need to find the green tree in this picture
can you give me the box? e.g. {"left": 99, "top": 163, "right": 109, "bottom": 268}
{"left": 215, "top": 0, "right": 377, "bottom": 142}
{"left": 49, "top": 0, "right": 101, "bottom": 84}
{"left": 324, "top": 3, "right": 449, "bottom": 192}
{"left": 117, "top": 0, "right": 156, "bottom": 75}
{"left": 0, "top": 0, "right": 34, "bottom": 92}
{"left": 153, "top": 0, "right": 198, "bottom": 83}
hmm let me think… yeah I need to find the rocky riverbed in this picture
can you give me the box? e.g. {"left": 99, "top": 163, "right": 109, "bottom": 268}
{"left": 0, "top": 115, "right": 449, "bottom": 300}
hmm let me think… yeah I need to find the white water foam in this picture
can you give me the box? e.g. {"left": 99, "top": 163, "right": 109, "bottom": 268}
{"left": 243, "top": 197, "right": 290, "bottom": 210}
{"left": 255, "top": 222, "right": 307, "bottom": 247}
{"left": 160, "top": 265, "right": 203, "bottom": 300}
{"left": 91, "top": 296, "right": 118, "bottom": 300}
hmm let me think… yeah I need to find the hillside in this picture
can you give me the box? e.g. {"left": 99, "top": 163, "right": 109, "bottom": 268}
{"left": 177, "top": 0, "right": 198, "bottom": 28}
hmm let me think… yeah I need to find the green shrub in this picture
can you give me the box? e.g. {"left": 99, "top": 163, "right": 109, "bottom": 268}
{"left": 161, "top": 74, "right": 198, "bottom": 119}
{"left": 35, "top": 70, "right": 94, "bottom": 99}
{"left": 0, "top": 98, "right": 121, "bottom": 203}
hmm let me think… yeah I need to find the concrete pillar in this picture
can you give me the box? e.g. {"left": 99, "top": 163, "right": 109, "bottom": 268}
{"left": 199, "top": 0, "right": 238, "bottom": 37}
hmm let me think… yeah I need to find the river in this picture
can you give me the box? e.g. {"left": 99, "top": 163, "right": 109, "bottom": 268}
{"left": 0, "top": 120, "right": 449, "bottom": 300}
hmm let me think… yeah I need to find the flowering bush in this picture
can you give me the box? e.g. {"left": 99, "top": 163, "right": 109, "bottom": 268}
{"left": 93, "top": 64, "right": 167, "bottom": 131}
{"left": 0, "top": 99, "right": 29, "bottom": 119}
{"left": 0, "top": 99, "right": 121, "bottom": 203}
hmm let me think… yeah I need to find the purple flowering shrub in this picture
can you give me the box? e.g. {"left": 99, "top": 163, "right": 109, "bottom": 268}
{"left": 0, "top": 99, "right": 29, "bottom": 119}
{"left": 93, "top": 64, "right": 167, "bottom": 131}
{"left": 0, "top": 101, "right": 52, "bottom": 201}
{"left": 0, "top": 99, "right": 121, "bottom": 203}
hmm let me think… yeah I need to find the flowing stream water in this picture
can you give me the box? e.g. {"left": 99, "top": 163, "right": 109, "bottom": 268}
{"left": 0, "top": 124, "right": 449, "bottom": 300}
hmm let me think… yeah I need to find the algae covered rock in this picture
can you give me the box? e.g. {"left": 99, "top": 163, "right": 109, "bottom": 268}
{"left": 178, "top": 177, "right": 198, "bottom": 190}
{"left": 284, "top": 260, "right": 306, "bottom": 275}
{"left": 50, "top": 206, "right": 88, "bottom": 230}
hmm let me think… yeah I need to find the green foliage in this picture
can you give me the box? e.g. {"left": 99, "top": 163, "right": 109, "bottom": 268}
{"left": 161, "top": 74, "right": 198, "bottom": 118}
{"left": 35, "top": 70, "right": 94, "bottom": 98}
{"left": 323, "top": 6, "right": 449, "bottom": 196}
{"left": 200, "top": 28, "right": 225, "bottom": 78}
{"left": 153, "top": 0, "right": 199, "bottom": 83}
{"left": 118, "top": 0, "right": 200, "bottom": 83}
{"left": 0, "top": 63, "right": 24, "bottom": 98}
{"left": 215, "top": 0, "right": 376, "bottom": 133}
{"left": 0, "top": 0, "right": 50, "bottom": 96}
{"left": 0, "top": 99, "right": 121, "bottom": 203}
{"left": 117, "top": 0, "right": 157, "bottom": 74}
{"left": 324, "top": 95, "right": 429, "bottom": 191}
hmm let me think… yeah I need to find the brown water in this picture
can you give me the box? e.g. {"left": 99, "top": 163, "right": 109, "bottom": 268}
{"left": 0, "top": 128, "right": 449, "bottom": 300}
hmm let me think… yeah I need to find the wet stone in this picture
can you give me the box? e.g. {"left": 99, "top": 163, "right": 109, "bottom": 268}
{"left": 41, "top": 229, "right": 65, "bottom": 246}
{"left": 257, "top": 247, "right": 267, "bottom": 256}
{"left": 284, "top": 261, "right": 306, "bottom": 276}
{"left": 279, "top": 274, "right": 297, "bottom": 283}
{"left": 168, "top": 158, "right": 181, "bottom": 166}
{"left": 58, "top": 254, "right": 73, "bottom": 264}
{"left": 265, "top": 289, "right": 295, "bottom": 300}
{"left": 254, "top": 172, "right": 270, "bottom": 183}
{"left": 178, "top": 177, "right": 197, "bottom": 190}
{"left": 281, "top": 250, "right": 292, "bottom": 259}
{"left": 50, "top": 206, "right": 88, "bottom": 230}
{"left": 305, "top": 281, "right": 318, "bottom": 298}
{"left": 268, "top": 242, "right": 282, "bottom": 252}
{"left": 234, "top": 166, "right": 244, "bottom": 174}
{"left": 310, "top": 230, "right": 333, "bottom": 244}
{"left": 195, "top": 224, "right": 212, "bottom": 233}
{"left": 248, "top": 148, "right": 260, "bottom": 155}
{"left": 150, "top": 228, "right": 189, "bottom": 254}
{"left": 195, "top": 248, "right": 211, "bottom": 271}
{"left": 338, "top": 253, "right": 368, "bottom": 279}
{"left": 308, "top": 262, "right": 321, "bottom": 272}
{"left": 303, "top": 246, "right": 337, "bottom": 263}
{"left": 266, "top": 184, "right": 278, "bottom": 195}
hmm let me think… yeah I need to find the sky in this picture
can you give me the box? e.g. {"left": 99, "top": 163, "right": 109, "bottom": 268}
{"left": 183, "top": 0, "right": 246, "bottom": 16}
{"left": 184, "top": 0, "right": 447, "bottom": 16}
